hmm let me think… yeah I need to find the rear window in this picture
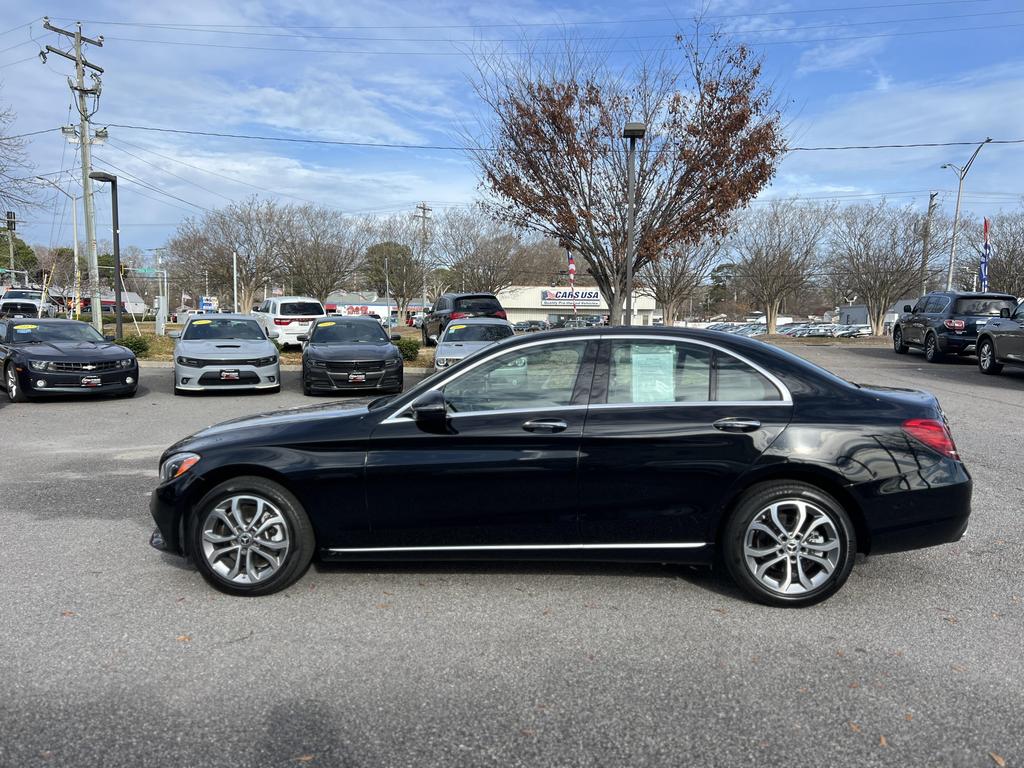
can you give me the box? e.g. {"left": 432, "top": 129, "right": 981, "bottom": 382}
{"left": 279, "top": 302, "right": 324, "bottom": 316}
{"left": 454, "top": 296, "right": 502, "bottom": 313}
{"left": 953, "top": 298, "right": 1017, "bottom": 316}
{"left": 443, "top": 323, "right": 513, "bottom": 342}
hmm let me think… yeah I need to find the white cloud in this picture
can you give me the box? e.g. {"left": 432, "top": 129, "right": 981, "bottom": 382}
{"left": 796, "top": 37, "right": 886, "bottom": 75}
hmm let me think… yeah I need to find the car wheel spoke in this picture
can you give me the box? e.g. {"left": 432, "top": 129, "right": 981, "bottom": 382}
{"left": 201, "top": 493, "right": 290, "bottom": 586}
{"left": 744, "top": 498, "right": 842, "bottom": 596}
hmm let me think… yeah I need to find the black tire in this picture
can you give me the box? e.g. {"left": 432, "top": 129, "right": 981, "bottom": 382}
{"left": 977, "top": 337, "right": 1003, "bottom": 375}
{"left": 722, "top": 481, "right": 857, "bottom": 608}
{"left": 892, "top": 327, "right": 908, "bottom": 354}
{"left": 187, "top": 476, "right": 315, "bottom": 596}
{"left": 924, "top": 333, "right": 944, "bottom": 363}
{"left": 5, "top": 362, "right": 28, "bottom": 402}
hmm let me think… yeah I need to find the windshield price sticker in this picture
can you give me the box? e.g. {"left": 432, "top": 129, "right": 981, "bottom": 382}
{"left": 14, "top": 324, "right": 38, "bottom": 330}
{"left": 319, "top": 321, "right": 336, "bottom": 327}
{"left": 192, "top": 319, "right": 212, "bottom": 325}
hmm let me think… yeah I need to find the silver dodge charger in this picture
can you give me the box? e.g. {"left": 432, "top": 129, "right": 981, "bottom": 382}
{"left": 171, "top": 314, "right": 281, "bottom": 395}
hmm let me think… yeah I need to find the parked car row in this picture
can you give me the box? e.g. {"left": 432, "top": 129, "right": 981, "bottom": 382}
{"left": 893, "top": 290, "right": 1024, "bottom": 376}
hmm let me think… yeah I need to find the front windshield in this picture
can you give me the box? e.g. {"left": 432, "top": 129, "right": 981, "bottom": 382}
{"left": 8, "top": 321, "right": 104, "bottom": 344}
{"left": 954, "top": 298, "right": 1017, "bottom": 316}
{"left": 443, "top": 323, "right": 513, "bottom": 343}
{"left": 183, "top": 318, "right": 266, "bottom": 340}
{"left": 311, "top": 320, "right": 389, "bottom": 343}
{"left": 3, "top": 290, "right": 42, "bottom": 300}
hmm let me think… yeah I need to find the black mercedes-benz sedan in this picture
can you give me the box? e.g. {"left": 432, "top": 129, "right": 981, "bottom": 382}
{"left": 1, "top": 318, "right": 138, "bottom": 402}
{"left": 299, "top": 316, "right": 404, "bottom": 395}
{"left": 150, "top": 327, "right": 971, "bottom": 606}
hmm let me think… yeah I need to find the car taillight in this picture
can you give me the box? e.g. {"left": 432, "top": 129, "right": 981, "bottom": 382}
{"left": 902, "top": 418, "right": 960, "bottom": 460}
{"left": 450, "top": 311, "right": 468, "bottom": 320}
{"left": 494, "top": 309, "right": 507, "bottom": 319}
{"left": 274, "top": 318, "right": 292, "bottom": 326}
{"left": 943, "top": 319, "right": 966, "bottom": 330}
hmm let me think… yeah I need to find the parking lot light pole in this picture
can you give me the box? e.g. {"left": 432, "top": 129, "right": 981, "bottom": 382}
{"left": 37, "top": 177, "right": 82, "bottom": 317}
{"left": 622, "top": 122, "right": 646, "bottom": 326}
{"left": 941, "top": 137, "right": 991, "bottom": 291}
{"left": 88, "top": 171, "right": 122, "bottom": 338}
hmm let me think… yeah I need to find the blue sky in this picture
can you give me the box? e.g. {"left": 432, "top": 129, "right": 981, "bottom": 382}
{"left": 3, "top": 0, "right": 1023, "bottom": 253}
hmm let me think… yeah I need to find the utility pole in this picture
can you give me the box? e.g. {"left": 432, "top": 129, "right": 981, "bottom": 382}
{"left": 4, "top": 212, "right": 14, "bottom": 274}
{"left": 232, "top": 250, "right": 238, "bottom": 313}
{"left": 919, "top": 192, "right": 938, "bottom": 296}
{"left": 42, "top": 18, "right": 105, "bottom": 333}
{"left": 414, "top": 202, "right": 431, "bottom": 321}
{"left": 942, "top": 137, "right": 991, "bottom": 291}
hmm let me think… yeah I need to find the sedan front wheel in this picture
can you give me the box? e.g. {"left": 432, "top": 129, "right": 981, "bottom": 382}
{"left": 723, "top": 481, "right": 856, "bottom": 607}
{"left": 188, "top": 476, "right": 315, "bottom": 596}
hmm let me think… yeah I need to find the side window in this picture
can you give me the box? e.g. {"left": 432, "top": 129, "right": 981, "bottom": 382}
{"left": 607, "top": 341, "right": 711, "bottom": 404}
{"left": 1014, "top": 302, "right": 1024, "bottom": 320}
{"left": 715, "top": 353, "right": 783, "bottom": 402}
{"left": 444, "top": 341, "right": 588, "bottom": 413}
{"left": 925, "top": 297, "right": 948, "bottom": 314}
{"left": 0, "top": 321, "right": 6, "bottom": 342}
{"left": 912, "top": 298, "right": 927, "bottom": 313}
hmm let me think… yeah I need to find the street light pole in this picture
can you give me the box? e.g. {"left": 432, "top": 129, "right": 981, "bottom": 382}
{"left": 941, "top": 137, "right": 991, "bottom": 291}
{"left": 622, "top": 122, "right": 646, "bottom": 326}
{"left": 88, "top": 171, "right": 122, "bottom": 337}
{"left": 36, "top": 177, "right": 82, "bottom": 317}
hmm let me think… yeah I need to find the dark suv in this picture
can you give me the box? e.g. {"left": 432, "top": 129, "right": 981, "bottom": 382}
{"left": 421, "top": 292, "right": 506, "bottom": 346}
{"left": 893, "top": 291, "right": 1019, "bottom": 362}
{"left": 975, "top": 299, "right": 1024, "bottom": 375}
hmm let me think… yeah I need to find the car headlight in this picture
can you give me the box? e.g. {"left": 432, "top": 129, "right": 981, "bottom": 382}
{"left": 176, "top": 356, "right": 202, "bottom": 367}
{"left": 255, "top": 355, "right": 278, "bottom": 366}
{"left": 160, "top": 452, "right": 200, "bottom": 483}
{"left": 116, "top": 358, "right": 134, "bottom": 369}
{"left": 385, "top": 357, "right": 402, "bottom": 368}
{"left": 307, "top": 358, "right": 327, "bottom": 368}
{"left": 28, "top": 360, "right": 54, "bottom": 371}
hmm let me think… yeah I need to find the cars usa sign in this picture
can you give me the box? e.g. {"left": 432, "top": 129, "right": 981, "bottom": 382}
{"left": 540, "top": 289, "right": 602, "bottom": 307}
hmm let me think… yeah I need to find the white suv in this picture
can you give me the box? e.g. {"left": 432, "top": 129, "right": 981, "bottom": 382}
{"left": 251, "top": 296, "right": 326, "bottom": 348}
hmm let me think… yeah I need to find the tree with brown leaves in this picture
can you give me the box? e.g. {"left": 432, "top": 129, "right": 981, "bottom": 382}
{"left": 468, "top": 31, "right": 785, "bottom": 322}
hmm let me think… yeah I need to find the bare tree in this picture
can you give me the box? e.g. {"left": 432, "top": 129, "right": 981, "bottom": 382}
{"left": 639, "top": 238, "right": 723, "bottom": 324}
{"left": 364, "top": 214, "right": 430, "bottom": 320}
{"left": 166, "top": 197, "right": 283, "bottom": 312}
{"left": 955, "top": 211, "right": 1024, "bottom": 297}
{"left": 434, "top": 207, "right": 523, "bottom": 294}
{"left": 0, "top": 102, "right": 37, "bottom": 211}
{"left": 279, "top": 206, "right": 370, "bottom": 302}
{"left": 468, "top": 30, "right": 785, "bottom": 322}
{"left": 827, "top": 202, "right": 932, "bottom": 335}
{"left": 732, "top": 200, "right": 832, "bottom": 333}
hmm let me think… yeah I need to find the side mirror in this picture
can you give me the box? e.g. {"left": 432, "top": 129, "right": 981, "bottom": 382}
{"left": 104, "top": 334, "right": 116, "bottom": 342}
{"left": 251, "top": 305, "right": 260, "bottom": 312}
{"left": 267, "top": 329, "right": 280, "bottom": 339}
{"left": 391, "top": 334, "right": 401, "bottom": 341}
{"left": 296, "top": 334, "right": 308, "bottom": 342}
{"left": 168, "top": 331, "right": 181, "bottom": 339}
{"left": 429, "top": 334, "right": 438, "bottom": 343}
{"left": 903, "top": 305, "right": 913, "bottom": 313}
{"left": 1000, "top": 308, "right": 1011, "bottom": 318}
{"left": 411, "top": 389, "right": 448, "bottom": 430}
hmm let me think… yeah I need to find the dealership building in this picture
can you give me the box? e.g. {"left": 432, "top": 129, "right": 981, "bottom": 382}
{"left": 495, "top": 285, "right": 657, "bottom": 325}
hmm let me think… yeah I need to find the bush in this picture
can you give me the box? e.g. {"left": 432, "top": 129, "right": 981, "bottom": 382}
{"left": 395, "top": 337, "right": 420, "bottom": 362}
{"left": 116, "top": 335, "right": 150, "bottom": 357}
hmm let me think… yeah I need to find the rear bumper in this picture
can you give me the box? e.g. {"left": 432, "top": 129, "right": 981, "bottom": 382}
{"left": 935, "top": 333, "right": 977, "bottom": 353}
{"left": 852, "top": 465, "right": 972, "bottom": 555}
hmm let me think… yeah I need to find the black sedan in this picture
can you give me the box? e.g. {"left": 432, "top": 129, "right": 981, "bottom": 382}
{"left": 150, "top": 327, "right": 971, "bottom": 606}
{"left": 1, "top": 318, "right": 138, "bottom": 402}
{"left": 299, "top": 317, "right": 404, "bottom": 395}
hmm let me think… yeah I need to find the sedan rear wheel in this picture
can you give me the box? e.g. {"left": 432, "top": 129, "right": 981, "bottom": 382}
{"left": 188, "top": 476, "right": 315, "bottom": 596}
{"left": 978, "top": 338, "right": 1003, "bottom": 375}
{"left": 5, "top": 362, "right": 28, "bottom": 402}
{"left": 723, "top": 481, "right": 856, "bottom": 607}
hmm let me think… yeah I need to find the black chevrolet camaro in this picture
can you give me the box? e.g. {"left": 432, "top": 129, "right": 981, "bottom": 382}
{"left": 1, "top": 318, "right": 139, "bottom": 402}
{"left": 150, "top": 327, "right": 971, "bottom": 606}
{"left": 300, "top": 316, "right": 404, "bottom": 395}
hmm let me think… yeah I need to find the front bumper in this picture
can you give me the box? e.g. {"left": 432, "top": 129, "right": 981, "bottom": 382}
{"left": 304, "top": 364, "right": 403, "bottom": 392}
{"left": 16, "top": 365, "right": 138, "bottom": 396}
{"left": 150, "top": 474, "right": 199, "bottom": 555}
{"left": 175, "top": 362, "right": 280, "bottom": 391}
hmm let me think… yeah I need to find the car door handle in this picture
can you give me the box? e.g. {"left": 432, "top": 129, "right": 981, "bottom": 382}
{"left": 713, "top": 417, "right": 761, "bottom": 433}
{"left": 522, "top": 418, "right": 568, "bottom": 433}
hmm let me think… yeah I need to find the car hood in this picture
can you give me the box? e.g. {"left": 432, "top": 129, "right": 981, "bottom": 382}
{"left": 12, "top": 340, "right": 134, "bottom": 360}
{"left": 436, "top": 340, "right": 495, "bottom": 358}
{"left": 161, "top": 400, "right": 378, "bottom": 461}
{"left": 305, "top": 342, "right": 399, "bottom": 362}
{"left": 175, "top": 339, "right": 277, "bottom": 356}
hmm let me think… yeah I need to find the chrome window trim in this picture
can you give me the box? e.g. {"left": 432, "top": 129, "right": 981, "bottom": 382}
{"left": 381, "top": 332, "right": 791, "bottom": 425}
{"left": 328, "top": 542, "right": 706, "bottom": 554}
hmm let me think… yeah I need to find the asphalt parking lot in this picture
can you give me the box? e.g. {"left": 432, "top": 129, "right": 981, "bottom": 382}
{"left": 1, "top": 347, "right": 1022, "bottom": 767}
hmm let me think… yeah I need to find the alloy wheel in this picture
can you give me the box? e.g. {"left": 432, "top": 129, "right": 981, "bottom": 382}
{"left": 6, "top": 366, "right": 17, "bottom": 401}
{"left": 743, "top": 499, "right": 841, "bottom": 596}
{"left": 200, "top": 494, "right": 291, "bottom": 585}
{"left": 980, "top": 342, "right": 992, "bottom": 370}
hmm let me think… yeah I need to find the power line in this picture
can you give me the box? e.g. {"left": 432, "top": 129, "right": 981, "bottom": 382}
{"left": 2, "top": 127, "right": 60, "bottom": 141}
{"left": 56, "top": 7, "right": 1023, "bottom": 44}
{"left": 90, "top": 154, "right": 212, "bottom": 212}
{"left": 0, "top": 18, "right": 43, "bottom": 38}
{"left": 103, "top": 122, "right": 1024, "bottom": 154}
{"left": 104, "top": 141, "right": 236, "bottom": 202}
{"left": 54, "top": 0, "right": 1001, "bottom": 30}
{"left": 0, "top": 54, "right": 41, "bottom": 70}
